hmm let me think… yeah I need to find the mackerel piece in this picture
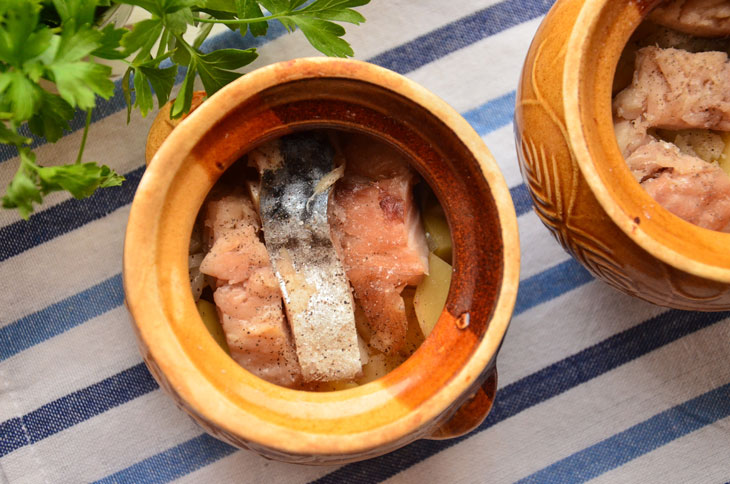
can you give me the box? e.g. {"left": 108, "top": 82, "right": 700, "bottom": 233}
{"left": 252, "top": 134, "right": 361, "bottom": 382}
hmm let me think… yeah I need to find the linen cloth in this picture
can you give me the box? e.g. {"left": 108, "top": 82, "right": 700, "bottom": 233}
{"left": 1, "top": 1, "right": 729, "bottom": 482}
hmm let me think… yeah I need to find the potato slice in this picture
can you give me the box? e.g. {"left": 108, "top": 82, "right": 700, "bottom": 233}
{"left": 422, "top": 202, "right": 452, "bottom": 264}
{"left": 356, "top": 353, "right": 401, "bottom": 385}
{"left": 414, "top": 253, "right": 452, "bottom": 338}
{"left": 196, "top": 299, "right": 229, "bottom": 353}
{"left": 655, "top": 129, "right": 725, "bottom": 163}
{"left": 720, "top": 132, "right": 730, "bottom": 177}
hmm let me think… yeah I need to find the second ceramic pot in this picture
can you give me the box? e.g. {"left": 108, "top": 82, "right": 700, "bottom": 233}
{"left": 515, "top": 0, "right": 730, "bottom": 310}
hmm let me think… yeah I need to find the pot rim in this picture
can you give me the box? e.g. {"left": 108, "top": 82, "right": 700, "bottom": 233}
{"left": 563, "top": 0, "right": 730, "bottom": 283}
{"left": 124, "top": 57, "right": 520, "bottom": 457}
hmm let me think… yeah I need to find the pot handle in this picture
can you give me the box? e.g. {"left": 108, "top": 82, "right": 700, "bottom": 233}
{"left": 426, "top": 367, "right": 498, "bottom": 440}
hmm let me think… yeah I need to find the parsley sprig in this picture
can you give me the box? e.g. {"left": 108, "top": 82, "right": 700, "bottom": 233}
{"left": 0, "top": 0, "right": 368, "bottom": 219}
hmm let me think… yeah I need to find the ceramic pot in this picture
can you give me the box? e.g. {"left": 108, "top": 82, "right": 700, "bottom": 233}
{"left": 515, "top": 0, "right": 730, "bottom": 310}
{"left": 124, "top": 58, "right": 519, "bottom": 464}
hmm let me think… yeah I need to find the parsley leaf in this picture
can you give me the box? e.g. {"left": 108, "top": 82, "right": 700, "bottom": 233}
{"left": 51, "top": 60, "right": 113, "bottom": 109}
{"left": 122, "top": 67, "right": 134, "bottom": 123}
{"left": 2, "top": 147, "right": 125, "bottom": 219}
{"left": 0, "top": 71, "right": 41, "bottom": 122}
{"left": 0, "top": 123, "right": 30, "bottom": 146}
{"left": 28, "top": 89, "right": 75, "bottom": 142}
{"left": 36, "top": 161, "right": 125, "bottom": 199}
{"left": 92, "top": 24, "right": 128, "bottom": 60}
{"left": 171, "top": 61, "right": 197, "bottom": 118}
{"left": 1, "top": 149, "right": 43, "bottom": 219}
{"left": 0, "top": 0, "right": 48, "bottom": 68}
{"left": 288, "top": 15, "right": 352, "bottom": 57}
{"left": 138, "top": 62, "right": 178, "bottom": 107}
{"left": 196, "top": 48, "right": 257, "bottom": 94}
{"left": 121, "top": 18, "right": 164, "bottom": 60}
{"left": 133, "top": 66, "right": 155, "bottom": 116}
{"left": 257, "top": 0, "right": 368, "bottom": 57}
{"left": 44, "top": 26, "right": 115, "bottom": 109}
{"left": 236, "top": 0, "right": 268, "bottom": 37}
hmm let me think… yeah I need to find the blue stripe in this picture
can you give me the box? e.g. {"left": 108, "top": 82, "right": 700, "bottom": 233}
{"left": 0, "top": 274, "right": 123, "bottom": 361}
{"left": 0, "top": 24, "right": 289, "bottom": 164}
{"left": 0, "top": 166, "right": 143, "bottom": 262}
{"left": 93, "top": 434, "right": 237, "bottom": 484}
{"left": 511, "top": 183, "right": 531, "bottom": 217}
{"left": 310, "top": 310, "right": 730, "bottom": 484}
{"left": 93, "top": 309, "right": 729, "bottom": 483}
{"left": 0, "top": 363, "right": 158, "bottom": 458}
{"left": 369, "top": 0, "right": 553, "bottom": 75}
{"left": 517, "top": 383, "right": 730, "bottom": 483}
{"left": 0, "top": 419, "right": 27, "bottom": 457}
{"left": 464, "top": 91, "right": 516, "bottom": 136}
{"left": 515, "top": 259, "right": 593, "bottom": 314}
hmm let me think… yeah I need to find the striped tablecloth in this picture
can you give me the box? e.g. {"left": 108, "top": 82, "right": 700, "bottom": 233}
{"left": 1, "top": 1, "right": 729, "bottom": 482}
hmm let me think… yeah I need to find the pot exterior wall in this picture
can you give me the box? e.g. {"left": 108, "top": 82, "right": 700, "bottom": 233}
{"left": 514, "top": 0, "right": 730, "bottom": 310}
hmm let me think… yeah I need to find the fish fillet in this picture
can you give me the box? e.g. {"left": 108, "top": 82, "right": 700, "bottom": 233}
{"left": 252, "top": 134, "right": 362, "bottom": 382}
{"left": 330, "top": 134, "right": 429, "bottom": 354}
{"left": 199, "top": 190, "right": 303, "bottom": 387}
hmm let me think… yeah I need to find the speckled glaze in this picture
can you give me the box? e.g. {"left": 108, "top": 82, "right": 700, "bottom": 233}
{"left": 124, "top": 58, "right": 520, "bottom": 464}
{"left": 515, "top": 0, "right": 730, "bottom": 310}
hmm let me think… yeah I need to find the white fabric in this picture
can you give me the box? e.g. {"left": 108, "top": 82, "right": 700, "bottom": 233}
{"left": 1, "top": 1, "right": 729, "bottom": 483}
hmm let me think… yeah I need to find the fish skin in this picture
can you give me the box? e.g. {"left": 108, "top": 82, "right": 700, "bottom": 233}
{"left": 253, "top": 134, "right": 362, "bottom": 382}
{"left": 200, "top": 190, "right": 302, "bottom": 387}
{"left": 330, "top": 134, "right": 429, "bottom": 355}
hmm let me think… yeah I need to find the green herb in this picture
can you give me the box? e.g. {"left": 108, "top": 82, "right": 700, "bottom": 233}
{"left": 0, "top": 0, "right": 368, "bottom": 219}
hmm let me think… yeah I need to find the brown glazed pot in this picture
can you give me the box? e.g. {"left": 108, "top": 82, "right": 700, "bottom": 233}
{"left": 515, "top": 0, "right": 730, "bottom": 310}
{"left": 124, "top": 58, "right": 519, "bottom": 464}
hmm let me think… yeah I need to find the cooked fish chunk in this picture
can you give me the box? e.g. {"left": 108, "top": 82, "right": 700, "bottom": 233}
{"left": 613, "top": 47, "right": 730, "bottom": 132}
{"left": 614, "top": 118, "right": 653, "bottom": 158}
{"left": 202, "top": 191, "right": 260, "bottom": 250}
{"left": 199, "top": 225, "right": 269, "bottom": 285}
{"left": 627, "top": 140, "right": 730, "bottom": 232}
{"left": 330, "top": 136, "right": 429, "bottom": 354}
{"left": 339, "top": 132, "right": 416, "bottom": 180}
{"left": 649, "top": 0, "right": 730, "bottom": 37}
{"left": 200, "top": 190, "right": 302, "bottom": 387}
{"left": 613, "top": 21, "right": 730, "bottom": 94}
{"left": 252, "top": 134, "right": 362, "bottom": 382}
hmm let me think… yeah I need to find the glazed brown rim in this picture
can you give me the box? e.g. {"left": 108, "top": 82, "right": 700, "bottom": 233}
{"left": 564, "top": 0, "right": 730, "bottom": 283}
{"left": 124, "top": 58, "right": 519, "bottom": 456}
